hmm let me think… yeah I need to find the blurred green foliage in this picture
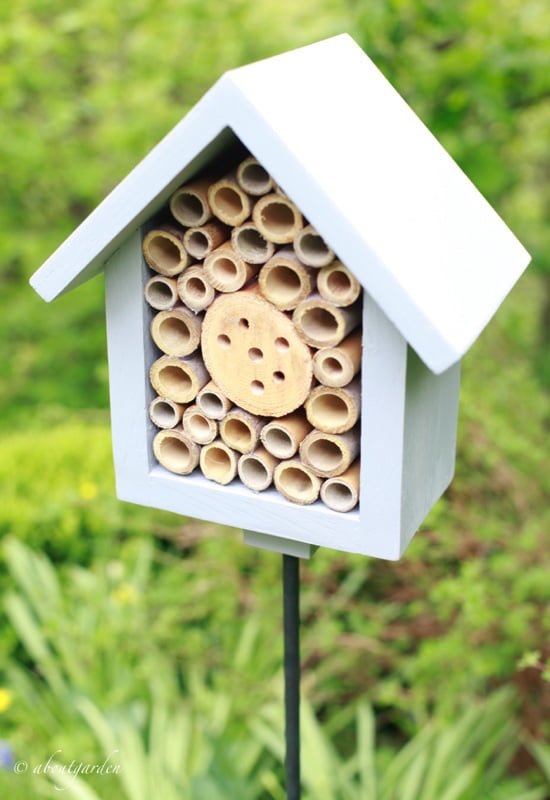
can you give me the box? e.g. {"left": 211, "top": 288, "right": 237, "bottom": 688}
{"left": 0, "top": 0, "right": 549, "bottom": 795}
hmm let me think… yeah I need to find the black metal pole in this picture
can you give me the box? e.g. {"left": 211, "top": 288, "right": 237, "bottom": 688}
{"left": 283, "top": 553, "right": 301, "bottom": 800}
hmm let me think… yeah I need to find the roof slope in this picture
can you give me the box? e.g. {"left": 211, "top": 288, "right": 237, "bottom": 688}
{"left": 30, "top": 34, "right": 530, "bottom": 374}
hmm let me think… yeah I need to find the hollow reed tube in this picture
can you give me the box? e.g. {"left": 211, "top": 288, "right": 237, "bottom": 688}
{"left": 204, "top": 242, "right": 259, "bottom": 293}
{"left": 149, "top": 354, "right": 209, "bottom": 404}
{"left": 299, "top": 427, "right": 360, "bottom": 478}
{"left": 312, "top": 330, "right": 362, "bottom": 388}
{"left": 200, "top": 439, "right": 238, "bottom": 485}
{"left": 293, "top": 293, "right": 361, "bottom": 348}
{"left": 150, "top": 306, "right": 202, "bottom": 357}
{"left": 253, "top": 193, "right": 304, "bottom": 244}
{"left": 274, "top": 459, "right": 321, "bottom": 505}
{"left": 142, "top": 225, "right": 190, "bottom": 276}
{"left": 196, "top": 380, "right": 232, "bottom": 420}
{"left": 177, "top": 266, "right": 216, "bottom": 313}
{"left": 320, "top": 460, "right": 360, "bottom": 513}
{"left": 208, "top": 176, "right": 251, "bottom": 227}
{"left": 260, "top": 410, "right": 311, "bottom": 459}
{"left": 304, "top": 377, "right": 361, "bottom": 434}
{"left": 182, "top": 404, "right": 218, "bottom": 445}
{"left": 170, "top": 178, "right": 212, "bottom": 227}
{"left": 219, "top": 408, "right": 264, "bottom": 455}
{"left": 258, "top": 249, "right": 315, "bottom": 311}
{"left": 238, "top": 447, "right": 278, "bottom": 492}
{"left": 236, "top": 157, "right": 274, "bottom": 196}
{"left": 231, "top": 222, "right": 275, "bottom": 265}
{"left": 183, "top": 221, "right": 229, "bottom": 260}
{"left": 149, "top": 395, "right": 185, "bottom": 429}
{"left": 153, "top": 427, "right": 200, "bottom": 475}
{"left": 144, "top": 275, "right": 179, "bottom": 311}
{"left": 293, "top": 225, "right": 335, "bottom": 268}
{"left": 317, "top": 261, "right": 361, "bottom": 307}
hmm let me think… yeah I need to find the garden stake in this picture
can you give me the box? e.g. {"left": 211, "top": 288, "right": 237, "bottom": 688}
{"left": 283, "top": 553, "right": 301, "bottom": 800}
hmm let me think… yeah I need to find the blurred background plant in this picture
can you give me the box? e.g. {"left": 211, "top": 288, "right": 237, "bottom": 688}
{"left": 0, "top": 0, "right": 548, "bottom": 797}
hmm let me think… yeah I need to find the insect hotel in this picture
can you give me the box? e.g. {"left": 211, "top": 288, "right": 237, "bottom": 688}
{"left": 30, "top": 35, "right": 530, "bottom": 560}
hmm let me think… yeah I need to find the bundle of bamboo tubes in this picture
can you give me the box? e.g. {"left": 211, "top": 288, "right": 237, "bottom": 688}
{"left": 143, "top": 150, "right": 362, "bottom": 513}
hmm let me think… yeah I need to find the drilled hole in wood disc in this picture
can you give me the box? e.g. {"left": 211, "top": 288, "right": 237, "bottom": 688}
{"left": 202, "top": 291, "right": 312, "bottom": 416}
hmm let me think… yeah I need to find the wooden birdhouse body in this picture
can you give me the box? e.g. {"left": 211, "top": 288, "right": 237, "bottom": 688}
{"left": 30, "top": 35, "right": 530, "bottom": 560}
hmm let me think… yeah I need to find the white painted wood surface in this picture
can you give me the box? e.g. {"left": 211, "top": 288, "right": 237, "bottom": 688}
{"left": 31, "top": 34, "right": 529, "bottom": 374}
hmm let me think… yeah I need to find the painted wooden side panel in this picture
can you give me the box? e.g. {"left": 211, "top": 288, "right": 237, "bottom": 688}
{"left": 400, "top": 352, "right": 461, "bottom": 550}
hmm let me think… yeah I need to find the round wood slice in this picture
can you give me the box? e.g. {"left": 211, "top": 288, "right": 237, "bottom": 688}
{"left": 201, "top": 290, "right": 313, "bottom": 417}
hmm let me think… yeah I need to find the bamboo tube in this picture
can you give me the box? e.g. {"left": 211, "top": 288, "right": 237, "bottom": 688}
{"left": 208, "top": 176, "right": 251, "bottom": 227}
{"left": 238, "top": 447, "right": 278, "bottom": 492}
{"left": 150, "top": 307, "right": 202, "bottom": 357}
{"left": 274, "top": 459, "right": 321, "bottom": 505}
{"left": 196, "top": 380, "right": 232, "bottom": 420}
{"left": 182, "top": 404, "right": 218, "bottom": 445}
{"left": 320, "top": 460, "right": 360, "bottom": 513}
{"left": 236, "top": 157, "right": 274, "bottom": 196}
{"left": 144, "top": 275, "right": 179, "bottom": 311}
{"left": 258, "top": 249, "right": 315, "bottom": 311}
{"left": 252, "top": 193, "right": 304, "bottom": 244}
{"left": 149, "top": 354, "right": 209, "bottom": 404}
{"left": 183, "top": 221, "right": 229, "bottom": 260}
{"left": 177, "top": 266, "right": 216, "bottom": 313}
{"left": 142, "top": 226, "right": 190, "bottom": 276}
{"left": 219, "top": 408, "right": 264, "bottom": 455}
{"left": 312, "top": 330, "right": 362, "bottom": 388}
{"left": 260, "top": 410, "right": 312, "bottom": 459}
{"left": 203, "top": 242, "right": 259, "bottom": 293}
{"left": 305, "top": 377, "right": 361, "bottom": 434}
{"left": 293, "top": 294, "right": 361, "bottom": 348}
{"left": 293, "top": 225, "right": 335, "bottom": 268}
{"left": 153, "top": 427, "right": 200, "bottom": 475}
{"left": 170, "top": 178, "right": 212, "bottom": 227}
{"left": 200, "top": 439, "right": 238, "bottom": 485}
{"left": 231, "top": 222, "right": 275, "bottom": 265}
{"left": 299, "top": 426, "right": 360, "bottom": 478}
{"left": 317, "top": 261, "right": 361, "bottom": 307}
{"left": 149, "top": 395, "right": 184, "bottom": 429}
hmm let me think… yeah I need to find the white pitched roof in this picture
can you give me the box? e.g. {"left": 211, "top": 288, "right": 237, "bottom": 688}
{"left": 30, "top": 34, "right": 530, "bottom": 374}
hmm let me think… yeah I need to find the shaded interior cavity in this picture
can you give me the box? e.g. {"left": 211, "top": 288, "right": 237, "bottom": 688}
{"left": 217, "top": 334, "right": 231, "bottom": 349}
{"left": 280, "top": 466, "right": 313, "bottom": 497}
{"left": 159, "top": 436, "right": 192, "bottom": 471}
{"left": 203, "top": 446, "right": 231, "bottom": 480}
{"left": 260, "top": 201, "right": 295, "bottom": 236}
{"left": 327, "top": 269, "right": 352, "bottom": 297}
{"left": 240, "top": 163, "right": 271, "bottom": 194}
{"left": 151, "top": 400, "right": 177, "bottom": 427}
{"left": 235, "top": 227, "right": 269, "bottom": 260}
{"left": 148, "top": 235, "right": 181, "bottom": 269}
{"left": 158, "top": 316, "right": 191, "bottom": 350}
{"left": 186, "top": 231, "right": 209, "bottom": 258}
{"left": 251, "top": 380, "right": 264, "bottom": 395}
{"left": 307, "top": 439, "right": 343, "bottom": 471}
{"left": 248, "top": 347, "right": 263, "bottom": 362}
{"left": 214, "top": 186, "right": 244, "bottom": 219}
{"left": 310, "top": 393, "right": 349, "bottom": 426}
{"left": 323, "top": 481, "right": 354, "bottom": 511}
{"left": 199, "top": 392, "right": 224, "bottom": 418}
{"left": 212, "top": 256, "right": 238, "bottom": 281}
{"left": 265, "top": 265, "right": 301, "bottom": 302}
{"left": 185, "top": 276, "right": 208, "bottom": 300}
{"left": 145, "top": 278, "right": 176, "bottom": 308}
{"left": 172, "top": 192, "right": 204, "bottom": 226}
{"left": 264, "top": 427, "right": 293, "bottom": 458}
{"left": 158, "top": 365, "right": 191, "bottom": 395}
{"left": 298, "top": 232, "right": 330, "bottom": 264}
{"left": 319, "top": 355, "right": 344, "bottom": 379}
{"left": 275, "top": 337, "right": 289, "bottom": 352}
{"left": 188, "top": 413, "right": 211, "bottom": 441}
{"left": 300, "top": 307, "right": 338, "bottom": 342}
{"left": 240, "top": 456, "right": 269, "bottom": 488}
{"left": 224, "top": 418, "right": 252, "bottom": 449}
